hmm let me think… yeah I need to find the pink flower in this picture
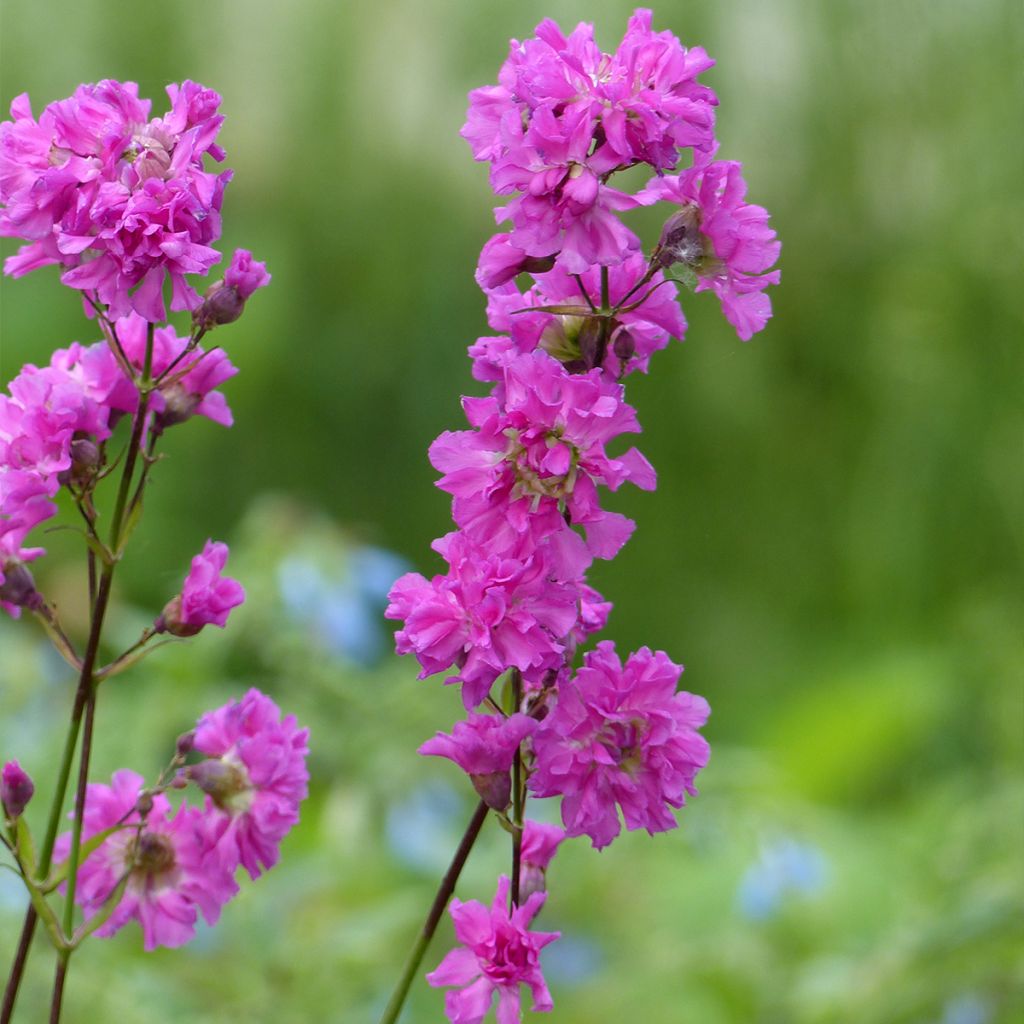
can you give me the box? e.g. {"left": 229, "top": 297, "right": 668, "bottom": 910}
{"left": 490, "top": 104, "right": 640, "bottom": 275}
{"left": 639, "top": 159, "right": 780, "bottom": 340}
{"left": 475, "top": 233, "right": 555, "bottom": 291}
{"left": 419, "top": 713, "right": 537, "bottom": 809}
{"left": 0, "top": 468, "right": 53, "bottom": 616}
{"left": 56, "top": 769, "right": 237, "bottom": 951}
{"left": 462, "top": 11, "right": 719, "bottom": 274}
{"left": 430, "top": 350, "right": 655, "bottom": 562}
{"left": 223, "top": 248, "right": 270, "bottom": 300}
{"left": 0, "top": 361, "right": 111, "bottom": 482}
{"left": 427, "top": 875, "right": 559, "bottom": 1024}
{"left": 158, "top": 540, "right": 245, "bottom": 636}
{"left": 1, "top": 80, "right": 230, "bottom": 320}
{"left": 385, "top": 531, "right": 580, "bottom": 710}
{"left": 529, "top": 641, "right": 710, "bottom": 849}
{"left": 189, "top": 688, "right": 310, "bottom": 879}
{"left": 520, "top": 821, "right": 565, "bottom": 900}
{"left": 464, "top": 11, "right": 717, "bottom": 172}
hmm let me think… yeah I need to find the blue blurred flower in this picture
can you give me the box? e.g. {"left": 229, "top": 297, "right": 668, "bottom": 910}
{"left": 277, "top": 544, "right": 409, "bottom": 668}
{"left": 736, "top": 837, "right": 828, "bottom": 920}
{"left": 386, "top": 781, "right": 464, "bottom": 873}
{"left": 937, "top": 994, "right": 990, "bottom": 1024}
{"left": 541, "top": 933, "right": 604, "bottom": 987}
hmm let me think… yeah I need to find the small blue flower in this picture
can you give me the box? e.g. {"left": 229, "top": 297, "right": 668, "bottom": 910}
{"left": 737, "top": 837, "right": 828, "bottom": 920}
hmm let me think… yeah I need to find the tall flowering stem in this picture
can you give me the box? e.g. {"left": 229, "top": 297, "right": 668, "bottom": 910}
{"left": 384, "top": 9, "right": 777, "bottom": 1022}
{"left": 379, "top": 800, "right": 489, "bottom": 1024}
{"left": 0, "top": 80, "right": 301, "bottom": 1024}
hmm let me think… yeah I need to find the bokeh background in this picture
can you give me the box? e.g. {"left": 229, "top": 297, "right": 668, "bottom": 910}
{"left": 1, "top": 0, "right": 1021, "bottom": 1021}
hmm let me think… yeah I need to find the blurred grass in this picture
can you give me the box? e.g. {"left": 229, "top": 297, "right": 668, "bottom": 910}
{"left": 1, "top": 0, "right": 1022, "bottom": 1021}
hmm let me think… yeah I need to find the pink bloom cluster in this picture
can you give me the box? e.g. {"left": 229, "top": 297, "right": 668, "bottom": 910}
{"left": 57, "top": 690, "right": 308, "bottom": 949}
{"left": 465, "top": 9, "right": 779, "bottom": 342}
{"left": 432, "top": 349, "right": 656, "bottom": 561}
{"left": 0, "top": 80, "right": 230, "bottom": 321}
{"left": 386, "top": 529, "right": 581, "bottom": 709}
{"left": 56, "top": 770, "right": 236, "bottom": 951}
{"left": 530, "top": 642, "right": 710, "bottom": 849}
{"left": 427, "top": 876, "right": 558, "bottom": 1024}
{"left": 0, "top": 315, "right": 238, "bottom": 617}
{"left": 189, "top": 688, "right": 310, "bottom": 879}
{"left": 464, "top": 10, "right": 718, "bottom": 275}
{"left": 640, "top": 160, "right": 782, "bottom": 340}
{"left": 386, "top": 13, "right": 764, "bottom": 1018}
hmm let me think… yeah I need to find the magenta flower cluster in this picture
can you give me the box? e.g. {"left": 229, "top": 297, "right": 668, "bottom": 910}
{"left": 385, "top": 10, "right": 775, "bottom": 1020}
{"left": 0, "top": 75, "right": 294, "bottom": 995}
{"left": 0, "top": 78, "right": 268, "bottom": 623}
{"left": 0, "top": 314, "right": 238, "bottom": 617}
{"left": 53, "top": 691, "right": 309, "bottom": 950}
{"left": 1, "top": 80, "right": 229, "bottom": 321}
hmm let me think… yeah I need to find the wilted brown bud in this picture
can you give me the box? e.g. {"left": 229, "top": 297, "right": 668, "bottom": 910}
{"left": 655, "top": 205, "right": 704, "bottom": 269}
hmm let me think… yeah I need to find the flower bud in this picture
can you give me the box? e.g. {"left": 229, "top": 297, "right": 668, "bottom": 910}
{"left": 193, "top": 280, "right": 245, "bottom": 330}
{"left": 1, "top": 760, "right": 34, "bottom": 819}
{"left": 612, "top": 328, "right": 636, "bottom": 362}
{"left": 0, "top": 560, "right": 42, "bottom": 613}
{"left": 470, "top": 770, "right": 512, "bottom": 811}
{"left": 56, "top": 436, "right": 102, "bottom": 488}
{"left": 155, "top": 382, "right": 202, "bottom": 430}
{"left": 135, "top": 790, "right": 154, "bottom": 818}
{"left": 193, "top": 249, "right": 270, "bottom": 330}
{"left": 176, "top": 731, "right": 196, "bottom": 758}
{"left": 655, "top": 205, "right": 704, "bottom": 269}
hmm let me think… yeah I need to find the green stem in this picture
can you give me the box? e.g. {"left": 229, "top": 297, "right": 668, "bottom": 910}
{"left": 48, "top": 954, "right": 68, "bottom": 1024}
{"left": 378, "top": 800, "right": 489, "bottom": 1024}
{"left": 51, "top": 323, "right": 154, "bottom": 1023}
{"left": 510, "top": 671, "right": 524, "bottom": 909}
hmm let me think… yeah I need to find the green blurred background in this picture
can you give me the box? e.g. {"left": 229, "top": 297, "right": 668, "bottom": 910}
{"left": 1, "top": 0, "right": 1021, "bottom": 1021}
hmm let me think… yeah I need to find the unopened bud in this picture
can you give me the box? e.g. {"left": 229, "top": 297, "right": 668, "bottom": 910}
{"left": 135, "top": 790, "right": 154, "bottom": 818}
{"left": 0, "top": 560, "right": 42, "bottom": 613}
{"left": 193, "top": 280, "right": 245, "bottom": 330}
{"left": 176, "top": 731, "right": 196, "bottom": 758}
{"left": 57, "top": 437, "right": 101, "bottom": 488}
{"left": 612, "top": 329, "right": 636, "bottom": 362}
{"left": 156, "top": 382, "right": 201, "bottom": 430}
{"left": 1, "top": 760, "right": 35, "bottom": 819}
{"left": 470, "top": 770, "right": 512, "bottom": 811}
